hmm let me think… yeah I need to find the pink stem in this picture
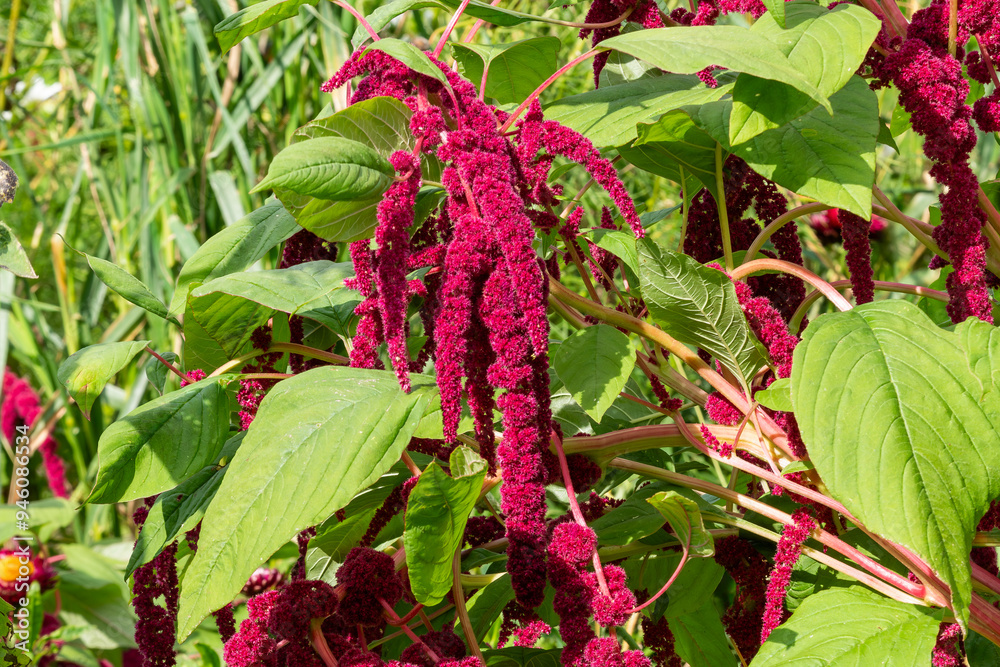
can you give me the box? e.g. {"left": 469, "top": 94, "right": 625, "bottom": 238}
{"left": 973, "top": 562, "right": 1000, "bottom": 597}
{"left": 433, "top": 0, "right": 472, "bottom": 58}
{"left": 382, "top": 598, "right": 442, "bottom": 662}
{"left": 731, "top": 258, "right": 853, "bottom": 311}
{"left": 461, "top": 0, "right": 502, "bottom": 43}
{"left": 500, "top": 49, "right": 599, "bottom": 132}
{"left": 146, "top": 348, "right": 190, "bottom": 382}
{"left": 627, "top": 525, "right": 690, "bottom": 614}
{"left": 332, "top": 0, "right": 380, "bottom": 41}
{"left": 552, "top": 430, "right": 612, "bottom": 598}
{"left": 310, "top": 619, "right": 339, "bottom": 667}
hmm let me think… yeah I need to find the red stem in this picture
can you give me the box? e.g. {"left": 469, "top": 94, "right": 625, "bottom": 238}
{"left": 627, "top": 525, "right": 690, "bottom": 614}
{"left": 433, "top": 0, "right": 472, "bottom": 58}
{"left": 310, "top": 619, "right": 339, "bottom": 667}
{"left": 500, "top": 48, "right": 600, "bottom": 132}
{"left": 382, "top": 598, "right": 442, "bottom": 662}
{"left": 332, "top": 0, "right": 380, "bottom": 42}
{"left": 146, "top": 348, "right": 190, "bottom": 383}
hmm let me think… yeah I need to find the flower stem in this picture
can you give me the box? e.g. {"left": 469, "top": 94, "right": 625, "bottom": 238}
{"left": 715, "top": 144, "right": 734, "bottom": 272}
{"left": 788, "top": 279, "right": 949, "bottom": 332}
{"left": 500, "top": 49, "right": 599, "bottom": 132}
{"left": 743, "top": 202, "right": 829, "bottom": 264}
{"left": 208, "top": 343, "right": 349, "bottom": 378}
{"left": 331, "top": 0, "right": 380, "bottom": 42}
{"left": 310, "top": 618, "right": 339, "bottom": 667}
{"left": 145, "top": 347, "right": 190, "bottom": 382}
{"left": 453, "top": 548, "right": 486, "bottom": 662}
{"left": 434, "top": 0, "right": 472, "bottom": 58}
{"left": 730, "top": 259, "right": 853, "bottom": 311}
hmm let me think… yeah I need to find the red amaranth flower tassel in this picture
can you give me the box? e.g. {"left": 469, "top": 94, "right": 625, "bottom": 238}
{"left": 760, "top": 508, "right": 816, "bottom": 643}
{"left": 931, "top": 622, "right": 964, "bottom": 666}
{"left": 715, "top": 536, "right": 769, "bottom": 661}
{"left": 2, "top": 371, "right": 69, "bottom": 498}
{"left": 839, "top": 210, "right": 876, "bottom": 304}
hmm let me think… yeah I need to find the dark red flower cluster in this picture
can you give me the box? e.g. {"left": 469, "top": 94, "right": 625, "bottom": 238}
{"left": 2, "top": 370, "right": 69, "bottom": 498}
{"left": 714, "top": 536, "right": 769, "bottom": 661}
{"left": 808, "top": 208, "right": 888, "bottom": 246}
{"left": 497, "top": 600, "right": 551, "bottom": 648}
{"left": 931, "top": 622, "right": 964, "bottom": 666}
{"left": 877, "top": 0, "right": 994, "bottom": 323}
{"left": 838, "top": 210, "right": 876, "bottom": 304}
{"left": 236, "top": 327, "right": 282, "bottom": 431}
{"left": 131, "top": 500, "right": 179, "bottom": 667}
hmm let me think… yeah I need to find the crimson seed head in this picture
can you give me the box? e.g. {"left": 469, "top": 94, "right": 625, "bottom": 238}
{"left": 588, "top": 565, "right": 635, "bottom": 628}
{"left": 337, "top": 547, "right": 404, "bottom": 626}
{"left": 760, "top": 508, "right": 816, "bottom": 643}
{"left": 399, "top": 629, "right": 467, "bottom": 666}
{"left": 267, "top": 580, "right": 338, "bottom": 641}
{"left": 550, "top": 523, "right": 597, "bottom": 567}
{"left": 583, "top": 637, "right": 651, "bottom": 667}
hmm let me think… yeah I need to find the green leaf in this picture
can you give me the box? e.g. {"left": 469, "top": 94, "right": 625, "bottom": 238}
{"left": 750, "top": 588, "right": 940, "bottom": 665}
{"left": 214, "top": 0, "right": 314, "bottom": 53}
{"left": 352, "top": 0, "right": 441, "bottom": 47}
{"left": 627, "top": 553, "right": 725, "bottom": 618}
{"left": 761, "top": 0, "right": 785, "bottom": 28}
{"left": 590, "top": 483, "right": 668, "bottom": 546}
{"left": 127, "top": 433, "right": 241, "bottom": 577}
{"left": 754, "top": 378, "right": 792, "bottom": 412}
{"left": 183, "top": 289, "right": 273, "bottom": 373}
{"left": 176, "top": 367, "right": 437, "bottom": 640}
{"left": 452, "top": 37, "right": 560, "bottom": 104}
{"left": 405, "top": 446, "right": 487, "bottom": 605}
{"left": 792, "top": 300, "right": 1000, "bottom": 628}
{"left": 305, "top": 510, "right": 377, "bottom": 586}
{"left": 599, "top": 26, "right": 830, "bottom": 112}
{"left": 723, "top": 76, "right": 879, "bottom": 218}
{"left": 668, "top": 602, "right": 734, "bottom": 667}
{"left": 582, "top": 228, "right": 640, "bottom": 275}
{"left": 0, "top": 222, "right": 36, "bottom": 279}
{"left": 74, "top": 247, "right": 171, "bottom": 322}
{"left": 252, "top": 137, "right": 394, "bottom": 201}
{"left": 729, "top": 2, "right": 881, "bottom": 144}
{"left": 280, "top": 98, "right": 419, "bottom": 242}
{"left": 88, "top": 375, "right": 235, "bottom": 504}
{"left": 58, "top": 545, "right": 137, "bottom": 650}
{"left": 364, "top": 38, "right": 449, "bottom": 85}
{"left": 545, "top": 74, "right": 734, "bottom": 148}
{"left": 168, "top": 200, "right": 300, "bottom": 317}
{"left": 466, "top": 575, "right": 515, "bottom": 640}
{"left": 638, "top": 239, "right": 763, "bottom": 388}
{"left": 145, "top": 351, "right": 179, "bottom": 396}
{"left": 621, "top": 110, "right": 724, "bottom": 199}
{"left": 57, "top": 341, "right": 151, "bottom": 418}
{"left": 190, "top": 261, "right": 359, "bottom": 336}
{"left": 553, "top": 325, "right": 635, "bottom": 423}
{"left": 647, "top": 490, "right": 714, "bottom": 557}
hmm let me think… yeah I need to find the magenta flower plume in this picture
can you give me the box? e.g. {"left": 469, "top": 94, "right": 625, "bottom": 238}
{"left": 931, "top": 622, "right": 964, "bottom": 666}
{"left": 700, "top": 423, "right": 732, "bottom": 457}
{"left": 732, "top": 281, "right": 799, "bottom": 379}
{"left": 583, "top": 637, "right": 651, "bottom": 667}
{"left": 639, "top": 603, "right": 683, "bottom": 667}
{"left": 132, "top": 544, "right": 179, "bottom": 666}
{"left": 760, "top": 508, "right": 816, "bottom": 643}
{"left": 2, "top": 371, "right": 69, "bottom": 498}
{"left": 877, "top": 0, "right": 992, "bottom": 323}
{"left": 838, "top": 210, "right": 876, "bottom": 304}
{"left": 498, "top": 601, "right": 551, "bottom": 649}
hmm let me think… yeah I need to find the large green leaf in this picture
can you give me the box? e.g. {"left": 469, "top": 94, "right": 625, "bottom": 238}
{"left": 750, "top": 588, "right": 940, "bottom": 665}
{"left": 668, "top": 602, "right": 734, "bottom": 667}
{"left": 619, "top": 110, "right": 724, "bottom": 200}
{"left": 405, "top": 446, "right": 487, "bottom": 605}
{"left": 183, "top": 290, "right": 273, "bottom": 373}
{"left": 305, "top": 510, "right": 377, "bottom": 586}
{"left": 553, "top": 325, "right": 635, "bottom": 423}
{"left": 624, "top": 552, "right": 725, "bottom": 619}
{"left": 214, "top": 0, "right": 314, "bottom": 53}
{"left": 280, "top": 98, "right": 417, "bottom": 242}
{"left": 466, "top": 576, "right": 515, "bottom": 640}
{"left": 638, "top": 239, "right": 763, "bottom": 388}
{"left": 88, "top": 375, "right": 236, "bottom": 504}
{"left": 0, "top": 222, "right": 36, "bottom": 279}
{"left": 792, "top": 300, "right": 1000, "bottom": 628}
{"left": 452, "top": 37, "right": 561, "bottom": 104}
{"left": 58, "top": 545, "right": 138, "bottom": 650}
{"left": 126, "top": 433, "right": 242, "bottom": 577}
{"left": 190, "top": 261, "right": 359, "bottom": 335}
{"left": 58, "top": 340, "right": 151, "bottom": 418}
{"left": 729, "top": 2, "right": 881, "bottom": 144}
{"left": 688, "top": 77, "right": 878, "bottom": 218}
{"left": 168, "top": 200, "right": 300, "bottom": 317}
{"left": 734, "top": 76, "right": 878, "bottom": 218}
{"left": 599, "top": 26, "right": 830, "bottom": 112}
{"left": 252, "top": 137, "right": 394, "bottom": 201}
{"left": 544, "top": 74, "right": 734, "bottom": 148}
{"left": 176, "top": 367, "right": 437, "bottom": 639}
